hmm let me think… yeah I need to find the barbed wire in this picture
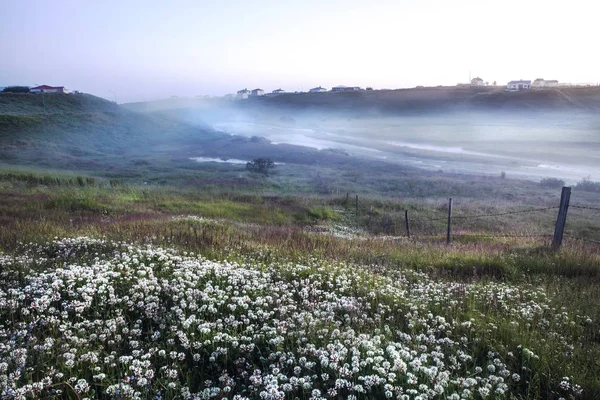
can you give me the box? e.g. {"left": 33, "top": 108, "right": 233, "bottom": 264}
{"left": 564, "top": 235, "right": 600, "bottom": 245}
{"left": 416, "top": 206, "right": 558, "bottom": 222}
{"left": 571, "top": 205, "right": 600, "bottom": 212}
{"left": 452, "top": 233, "right": 551, "bottom": 239}
{"left": 451, "top": 207, "right": 558, "bottom": 220}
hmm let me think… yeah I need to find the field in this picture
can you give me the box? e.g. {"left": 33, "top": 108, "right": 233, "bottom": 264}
{"left": 1, "top": 92, "right": 600, "bottom": 399}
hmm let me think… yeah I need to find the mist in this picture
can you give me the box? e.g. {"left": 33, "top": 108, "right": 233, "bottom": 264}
{"left": 159, "top": 96, "right": 599, "bottom": 186}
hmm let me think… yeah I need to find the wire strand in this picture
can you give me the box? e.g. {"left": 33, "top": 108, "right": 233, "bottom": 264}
{"left": 571, "top": 205, "right": 600, "bottom": 212}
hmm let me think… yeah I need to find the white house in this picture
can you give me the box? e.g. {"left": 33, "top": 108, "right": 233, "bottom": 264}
{"left": 470, "top": 77, "right": 485, "bottom": 86}
{"left": 272, "top": 88, "right": 286, "bottom": 94}
{"left": 331, "top": 85, "right": 361, "bottom": 92}
{"left": 309, "top": 86, "right": 327, "bottom": 93}
{"left": 505, "top": 80, "right": 531, "bottom": 91}
{"left": 532, "top": 78, "right": 559, "bottom": 88}
{"left": 30, "top": 85, "right": 66, "bottom": 93}
{"left": 236, "top": 88, "right": 251, "bottom": 99}
{"left": 251, "top": 88, "right": 264, "bottom": 96}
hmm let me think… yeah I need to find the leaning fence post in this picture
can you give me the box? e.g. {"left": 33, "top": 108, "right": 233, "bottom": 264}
{"left": 446, "top": 198, "right": 453, "bottom": 244}
{"left": 404, "top": 210, "right": 410, "bottom": 238}
{"left": 552, "top": 186, "right": 571, "bottom": 250}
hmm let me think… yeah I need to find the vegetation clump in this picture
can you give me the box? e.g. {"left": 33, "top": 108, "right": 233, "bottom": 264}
{"left": 246, "top": 158, "right": 275, "bottom": 175}
{"left": 576, "top": 177, "right": 600, "bottom": 193}
{"left": 1, "top": 86, "right": 30, "bottom": 93}
{"left": 540, "top": 177, "right": 566, "bottom": 188}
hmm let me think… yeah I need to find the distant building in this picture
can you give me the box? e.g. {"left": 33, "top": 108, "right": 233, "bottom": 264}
{"left": 532, "top": 78, "right": 559, "bottom": 88}
{"left": 30, "top": 85, "right": 66, "bottom": 93}
{"left": 505, "top": 80, "right": 531, "bottom": 91}
{"left": 470, "top": 77, "right": 485, "bottom": 87}
{"left": 237, "top": 88, "right": 251, "bottom": 99}
{"left": 272, "top": 88, "right": 286, "bottom": 94}
{"left": 309, "top": 86, "right": 327, "bottom": 93}
{"left": 251, "top": 88, "right": 264, "bottom": 96}
{"left": 331, "top": 85, "right": 361, "bottom": 92}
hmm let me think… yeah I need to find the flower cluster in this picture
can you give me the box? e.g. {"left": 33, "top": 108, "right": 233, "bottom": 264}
{"left": 0, "top": 237, "right": 588, "bottom": 399}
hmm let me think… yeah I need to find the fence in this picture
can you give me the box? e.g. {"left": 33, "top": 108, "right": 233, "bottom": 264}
{"left": 344, "top": 187, "right": 600, "bottom": 250}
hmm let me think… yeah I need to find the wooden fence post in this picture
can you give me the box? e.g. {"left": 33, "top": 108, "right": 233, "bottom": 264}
{"left": 346, "top": 192, "right": 349, "bottom": 208}
{"left": 404, "top": 210, "right": 410, "bottom": 238}
{"left": 552, "top": 186, "right": 571, "bottom": 250}
{"left": 446, "top": 198, "right": 453, "bottom": 244}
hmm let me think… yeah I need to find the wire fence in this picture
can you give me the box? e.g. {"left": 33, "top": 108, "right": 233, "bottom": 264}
{"left": 345, "top": 188, "right": 600, "bottom": 248}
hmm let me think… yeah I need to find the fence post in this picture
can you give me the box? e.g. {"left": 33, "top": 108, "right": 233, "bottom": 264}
{"left": 384, "top": 215, "right": 390, "bottom": 234}
{"left": 346, "top": 192, "right": 349, "bottom": 208}
{"left": 355, "top": 195, "right": 359, "bottom": 212}
{"left": 552, "top": 186, "right": 571, "bottom": 250}
{"left": 446, "top": 198, "right": 453, "bottom": 244}
{"left": 404, "top": 210, "right": 410, "bottom": 238}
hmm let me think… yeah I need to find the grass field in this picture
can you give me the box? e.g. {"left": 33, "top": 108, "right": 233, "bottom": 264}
{"left": 1, "top": 93, "right": 600, "bottom": 399}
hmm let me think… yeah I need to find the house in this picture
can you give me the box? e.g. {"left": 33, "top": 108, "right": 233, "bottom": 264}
{"left": 505, "top": 80, "right": 531, "bottom": 91}
{"left": 236, "top": 88, "right": 251, "bottom": 99}
{"left": 470, "top": 77, "right": 485, "bottom": 87}
{"left": 532, "top": 79, "right": 559, "bottom": 88}
{"left": 30, "top": 85, "right": 66, "bottom": 93}
{"left": 331, "top": 85, "right": 361, "bottom": 92}
{"left": 251, "top": 88, "right": 264, "bottom": 96}
{"left": 272, "top": 88, "right": 286, "bottom": 94}
{"left": 309, "top": 86, "right": 327, "bottom": 93}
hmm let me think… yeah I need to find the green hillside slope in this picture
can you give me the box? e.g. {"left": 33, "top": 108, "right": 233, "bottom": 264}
{"left": 0, "top": 93, "right": 224, "bottom": 177}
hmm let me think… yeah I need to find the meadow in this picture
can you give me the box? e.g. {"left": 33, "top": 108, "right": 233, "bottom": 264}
{"left": 1, "top": 93, "right": 600, "bottom": 399}
{"left": 1, "top": 169, "right": 600, "bottom": 400}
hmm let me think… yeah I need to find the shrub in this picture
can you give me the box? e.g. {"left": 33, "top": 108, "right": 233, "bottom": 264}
{"left": 246, "top": 158, "right": 274, "bottom": 175}
{"left": 575, "top": 176, "right": 600, "bottom": 193}
{"left": 540, "top": 177, "right": 566, "bottom": 189}
{"left": 1, "top": 86, "right": 30, "bottom": 93}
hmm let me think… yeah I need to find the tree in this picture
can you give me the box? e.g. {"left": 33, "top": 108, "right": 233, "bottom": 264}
{"left": 2, "top": 86, "right": 30, "bottom": 93}
{"left": 246, "top": 158, "right": 274, "bottom": 175}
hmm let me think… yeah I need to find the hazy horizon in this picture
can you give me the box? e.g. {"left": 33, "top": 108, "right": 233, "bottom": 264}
{"left": 2, "top": 0, "right": 599, "bottom": 103}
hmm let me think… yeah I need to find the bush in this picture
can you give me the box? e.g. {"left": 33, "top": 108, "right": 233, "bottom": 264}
{"left": 2, "top": 86, "right": 30, "bottom": 93}
{"left": 576, "top": 177, "right": 600, "bottom": 193}
{"left": 540, "top": 177, "right": 566, "bottom": 189}
{"left": 246, "top": 158, "right": 274, "bottom": 175}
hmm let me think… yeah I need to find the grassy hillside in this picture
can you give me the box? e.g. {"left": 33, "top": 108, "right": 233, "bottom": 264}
{"left": 0, "top": 92, "right": 119, "bottom": 114}
{"left": 234, "top": 86, "right": 600, "bottom": 115}
{"left": 0, "top": 92, "right": 228, "bottom": 179}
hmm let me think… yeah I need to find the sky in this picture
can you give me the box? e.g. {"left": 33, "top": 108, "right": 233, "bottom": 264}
{"left": 1, "top": 0, "right": 598, "bottom": 102}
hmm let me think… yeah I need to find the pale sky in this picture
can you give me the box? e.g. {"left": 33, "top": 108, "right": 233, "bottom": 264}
{"left": 1, "top": 0, "right": 598, "bottom": 102}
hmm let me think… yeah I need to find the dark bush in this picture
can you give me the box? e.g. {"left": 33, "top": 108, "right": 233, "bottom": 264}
{"left": 540, "top": 177, "right": 566, "bottom": 189}
{"left": 575, "top": 177, "right": 600, "bottom": 193}
{"left": 246, "top": 158, "right": 274, "bottom": 175}
{"left": 2, "top": 86, "right": 30, "bottom": 93}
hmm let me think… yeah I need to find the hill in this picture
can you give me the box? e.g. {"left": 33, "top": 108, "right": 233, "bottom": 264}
{"left": 233, "top": 86, "right": 600, "bottom": 115}
{"left": 0, "top": 92, "right": 425, "bottom": 189}
{"left": 0, "top": 92, "right": 222, "bottom": 177}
